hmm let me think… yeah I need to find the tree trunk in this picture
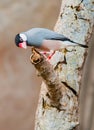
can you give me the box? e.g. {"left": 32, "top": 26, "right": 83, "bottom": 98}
{"left": 30, "top": 0, "right": 94, "bottom": 130}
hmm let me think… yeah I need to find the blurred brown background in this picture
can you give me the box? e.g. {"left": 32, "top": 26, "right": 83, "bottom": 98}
{"left": 0, "top": 0, "right": 94, "bottom": 130}
{"left": 0, "top": 0, "right": 61, "bottom": 130}
{"left": 81, "top": 34, "right": 94, "bottom": 130}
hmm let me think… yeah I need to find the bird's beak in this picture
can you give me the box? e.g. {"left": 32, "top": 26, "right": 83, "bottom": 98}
{"left": 19, "top": 42, "right": 27, "bottom": 49}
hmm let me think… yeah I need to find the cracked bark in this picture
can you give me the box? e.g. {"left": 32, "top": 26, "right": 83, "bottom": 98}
{"left": 30, "top": 0, "right": 94, "bottom": 130}
{"left": 30, "top": 48, "right": 65, "bottom": 109}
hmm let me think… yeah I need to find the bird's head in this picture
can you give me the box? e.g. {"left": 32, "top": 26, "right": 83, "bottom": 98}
{"left": 15, "top": 33, "right": 27, "bottom": 49}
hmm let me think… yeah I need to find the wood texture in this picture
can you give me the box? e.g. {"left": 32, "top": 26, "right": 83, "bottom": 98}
{"left": 30, "top": 0, "right": 94, "bottom": 130}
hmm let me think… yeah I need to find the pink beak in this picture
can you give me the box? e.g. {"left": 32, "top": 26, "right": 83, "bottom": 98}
{"left": 19, "top": 42, "right": 27, "bottom": 49}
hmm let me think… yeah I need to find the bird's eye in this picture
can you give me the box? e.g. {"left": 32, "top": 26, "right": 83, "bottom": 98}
{"left": 20, "top": 38, "right": 23, "bottom": 42}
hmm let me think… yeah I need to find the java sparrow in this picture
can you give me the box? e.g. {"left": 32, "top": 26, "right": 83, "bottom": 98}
{"left": 15, "top": 28, "right": 88, "bottom": 59}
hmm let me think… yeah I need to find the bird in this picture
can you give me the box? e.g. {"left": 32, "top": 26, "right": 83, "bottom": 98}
{"left": 15, "top": 28, "right": 88, "bottom": 59}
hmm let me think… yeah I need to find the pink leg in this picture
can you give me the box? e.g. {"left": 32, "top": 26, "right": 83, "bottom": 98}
{"left": 40, "top": 51, "right": 48, "bottom": 58}
{"left": 40, "top": 50, "right": 55, "bottom": 60}
{"left": 47, "top": 51, "right": 55, "bottom": 60}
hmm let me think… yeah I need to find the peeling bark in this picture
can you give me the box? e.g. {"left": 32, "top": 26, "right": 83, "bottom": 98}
{"left": 30, "top": 48, "right": 79, "bottom": 130}
{"left": 30, "top": 0, "right": 94, "bottom": 130}
{"left": 30, "top": 47, "right": 64, "bottom": 109}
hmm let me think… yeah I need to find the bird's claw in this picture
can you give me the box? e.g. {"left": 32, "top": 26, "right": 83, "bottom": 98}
{"left": 40, "top": 50, "right": 55, "bottom": 61}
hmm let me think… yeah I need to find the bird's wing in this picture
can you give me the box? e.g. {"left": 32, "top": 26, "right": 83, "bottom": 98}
{"left": 50, "top": 37, "right": 70, "bottom": 41}
{"left": 47, "top": 36, "right": 88, "bottom": 48}
{"left": 45, "top": 32, "right": 69, "bottom": 41}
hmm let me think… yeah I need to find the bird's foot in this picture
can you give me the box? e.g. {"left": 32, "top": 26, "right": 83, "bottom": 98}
{"left": 40, "top": 50, "right": 55, "bottom": 61}
{"left": 47, "top": 50, "right": 55, "bottom": 60}
{"left": 40, "top": 51, "right": 48, "bottom": 58}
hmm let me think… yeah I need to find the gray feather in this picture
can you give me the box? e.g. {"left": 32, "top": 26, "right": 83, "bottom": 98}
{"left": 23, "top": 28, "right": 88, "bottom": 48}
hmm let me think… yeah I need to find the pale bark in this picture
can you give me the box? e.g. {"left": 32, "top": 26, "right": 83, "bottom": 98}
{"left": 30, "top": 0, "right": 94, "bottom": 130}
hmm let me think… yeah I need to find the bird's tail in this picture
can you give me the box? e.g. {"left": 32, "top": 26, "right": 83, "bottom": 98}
{"left": 68, "top": 39, "right": 88, "bottom": 48}
{"left": 50, "top": 36, "right": 88, "bottom": 48}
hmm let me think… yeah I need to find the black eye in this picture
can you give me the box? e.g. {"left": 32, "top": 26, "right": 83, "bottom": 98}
{"left": 20, "top": 38, "right": 23, "bottom": 42}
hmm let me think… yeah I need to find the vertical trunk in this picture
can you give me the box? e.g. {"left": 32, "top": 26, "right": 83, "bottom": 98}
{"left": 30, "top": 0, "right": 94, "bottom": 130}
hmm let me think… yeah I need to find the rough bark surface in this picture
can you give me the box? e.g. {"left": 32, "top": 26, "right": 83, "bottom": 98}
{"left": 30, "top": 0, "right": 94, "bottom": 130}
{"left": 30, "top": 48, "right": 79, "bottom": 130}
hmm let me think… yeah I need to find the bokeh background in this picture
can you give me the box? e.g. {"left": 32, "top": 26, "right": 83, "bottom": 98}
{"left": 0, "top": 0, "right": 61, "bottom": 130}
{"left": 0, "top": 0, "right": 94, "bottom": 130}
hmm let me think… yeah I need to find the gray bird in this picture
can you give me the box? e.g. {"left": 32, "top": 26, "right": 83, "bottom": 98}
{"left": 15, "top": 28, "right": 88, "bottom": 58}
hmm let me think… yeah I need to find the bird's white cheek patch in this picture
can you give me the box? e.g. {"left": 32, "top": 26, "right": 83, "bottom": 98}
{"left": 20, "top": 33, "right": 27, "bottom": 41}
{"left": 19, "top": 42, "right": 27, "bottom": 49}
